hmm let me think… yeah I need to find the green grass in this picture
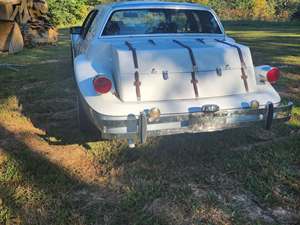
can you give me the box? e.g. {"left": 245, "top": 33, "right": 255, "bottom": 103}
{"left": 0, "top": 22, "right": 300, "bottom": 225}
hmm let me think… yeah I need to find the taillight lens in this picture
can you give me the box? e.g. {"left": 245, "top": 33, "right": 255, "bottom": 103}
{"left": 93, "top": 76, "right": 112, "bottom": 94}
{"left": 267, "top": 67, "right": 280, "bottom": 84}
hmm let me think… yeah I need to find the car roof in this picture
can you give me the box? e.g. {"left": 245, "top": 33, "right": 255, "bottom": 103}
{"left": 95, "top": 1, "right": 210, "bottom": 11}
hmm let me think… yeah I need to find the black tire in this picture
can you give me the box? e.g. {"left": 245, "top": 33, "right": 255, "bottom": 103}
{"left": 77, "top": 96, "right": 99, "bottom": 135}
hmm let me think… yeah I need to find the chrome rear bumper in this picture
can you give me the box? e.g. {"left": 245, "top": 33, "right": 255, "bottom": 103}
{"left": 90, "top": 102, "right": 293, "bottom": 143}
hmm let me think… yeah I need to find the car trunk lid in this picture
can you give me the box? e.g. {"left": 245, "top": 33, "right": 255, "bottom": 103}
{"left": 112, "top": 38, "right": 257, "bottom": 102}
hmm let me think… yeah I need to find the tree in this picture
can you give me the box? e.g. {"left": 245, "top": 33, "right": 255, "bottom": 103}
{"left": 47, "top": 0, "right": 89, "bottom": 25}
{"left": 252, "top": 0, "right": 267, "bottom": 19}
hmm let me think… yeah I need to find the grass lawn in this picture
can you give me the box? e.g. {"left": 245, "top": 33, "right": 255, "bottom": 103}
{"left": 0, "top": 21, "right": 299, "bottom": 225}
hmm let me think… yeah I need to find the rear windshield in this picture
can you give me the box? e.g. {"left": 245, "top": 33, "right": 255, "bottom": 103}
{"left": 102, "top": 9, "right": 222, "bottom": 36}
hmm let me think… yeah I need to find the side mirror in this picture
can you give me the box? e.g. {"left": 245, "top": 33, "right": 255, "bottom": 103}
{"left": 70, "top": 26, "right": 82, "bottom": 35}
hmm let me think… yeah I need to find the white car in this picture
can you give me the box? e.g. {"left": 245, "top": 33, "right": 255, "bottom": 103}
{"left": 70, "top": 1, "right": 293, "bottom": 147}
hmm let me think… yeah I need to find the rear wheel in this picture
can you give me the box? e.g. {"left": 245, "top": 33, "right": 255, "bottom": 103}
{"left": 77, "top": 96, "right": 100, "bottom": 137}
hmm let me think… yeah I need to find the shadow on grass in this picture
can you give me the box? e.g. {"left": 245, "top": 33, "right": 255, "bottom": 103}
{"left": 0, "top": 124, "right": 118, "bottom": 224}
{"left": 0, "top": 28, "right": 95, "bottom": 145}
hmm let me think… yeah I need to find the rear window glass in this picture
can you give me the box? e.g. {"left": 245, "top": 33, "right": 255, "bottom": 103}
{"left": 103, "top": 9, "right": 222, "bottom": 36}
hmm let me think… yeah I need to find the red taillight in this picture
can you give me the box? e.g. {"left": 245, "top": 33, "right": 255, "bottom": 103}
{"left": 93, "top": 76, "right": 112, "bottom": 94}
{"left": 267, "top": 67, "right": 280, "bottom": 84}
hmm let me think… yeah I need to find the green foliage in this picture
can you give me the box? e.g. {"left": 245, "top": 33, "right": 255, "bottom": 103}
{"left": 48, "top": 0, "right": 89, "bottom": 25}
{"left": 190, "top": 0, "right": 300, "bottom": 20}
{"left": 46, "top": 0, "right": 300, "bottom": 25}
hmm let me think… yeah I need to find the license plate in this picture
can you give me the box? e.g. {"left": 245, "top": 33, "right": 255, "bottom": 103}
{"left": 189, "top": 113, "right": 227, "bottom": 130}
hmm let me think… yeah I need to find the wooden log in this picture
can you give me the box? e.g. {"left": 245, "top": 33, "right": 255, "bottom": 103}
{"left": 33, "top": 1, "right": 48, "bottom": 14}
{"left": 0, "top": 21, "right": 14, "bottom": 51}
{"left": 8, "top": 22, "right": 24, "bottom": 53}
{"left": 27, "top": 0, "right": 33, "bottom": 8}
{"left": 18, "top": 5, "right": 22, "bottom": 23}
{"left": 0, "top": 0, "right": 21, "bottom": 5}
{"left": 0, "top": 4, "right": 13, "bottom": 20}
{"left": 18, "top": 0, "right": 26, "bottom": 23}
{"left": 0, "top": 21, "right": 23, "bottom": 53}
{"left": 33, "top": 8, "right": 41, "bottom": 17}
{"left": 23, "top": 25, "right": 57, "bottom": 45}
{"left": 9, "top": 5, "right": 19, "bottom": 20}
{"left": 22, "top": 4, "right": 30, "bottom": 23}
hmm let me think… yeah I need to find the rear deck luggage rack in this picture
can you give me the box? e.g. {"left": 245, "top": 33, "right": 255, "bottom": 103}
{"left": 173, "top": 40, "right": 199, "bottom": 98}
{"left": 125, "top": 41, "right": 141, "bottom": 101}
{"left": 215, "top": 39, "right": 249, "bottom": 92}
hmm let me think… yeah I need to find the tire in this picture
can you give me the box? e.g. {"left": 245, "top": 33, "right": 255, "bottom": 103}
{"left": 77, "top": 96, "right": 99, "bottom": 135}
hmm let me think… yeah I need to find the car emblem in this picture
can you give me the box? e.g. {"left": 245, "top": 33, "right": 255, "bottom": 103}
{"left": 162, "top": 70, "right": 169, "bottom": 80}
{"left": 216, "top": 67, "right": 222, "bottom": 76}
{"left": 224, "top": 64, "right": 231, "bottom": 70}
{"left": 151, "top": 68, "right": 157, "bottom": 74}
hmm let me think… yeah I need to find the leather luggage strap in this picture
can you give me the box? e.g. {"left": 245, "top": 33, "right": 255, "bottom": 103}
{"left": 125, "top": 41, "right": 141, "bottom": 101}
{"left": 215, "top": 39, "right": 249, "bottom": 92}
{"left": 173, "top": 40, "right": 199, "bottom": 98}
{"left": 196, "top": 38, "right": 205, "bottom": 44}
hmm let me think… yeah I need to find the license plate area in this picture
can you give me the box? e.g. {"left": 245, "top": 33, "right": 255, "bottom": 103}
{"left": 189, "top": 112, "right": 227, "bottom": 131}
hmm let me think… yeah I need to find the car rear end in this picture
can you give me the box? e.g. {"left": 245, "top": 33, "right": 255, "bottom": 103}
{"left": 72, "top": 2, "right": 293, "bottom": 146}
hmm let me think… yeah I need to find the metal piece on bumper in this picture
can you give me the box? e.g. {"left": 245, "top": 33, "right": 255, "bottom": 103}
{"left": 265, "top": 102, "right": 274, "bottom": 130}
{"left": 138, "top": 112, "right": 147, "bottom": 144}
{"left": 92, "top": 102, "right": 293, "bottom": 143}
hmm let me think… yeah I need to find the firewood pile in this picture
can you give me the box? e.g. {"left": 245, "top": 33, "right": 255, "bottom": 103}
{"left": 0, "top": 0, "right": 58, "bottom": 53}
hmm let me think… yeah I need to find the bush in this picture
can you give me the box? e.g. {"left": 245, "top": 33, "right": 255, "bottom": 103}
{"left": 203, "top": 0, "right": 299, "bottom": 21}
{"left": 48, "top": 0, "right": 89, "bottom": 26}
{"left": 46, "top": 0, "right": 300, "bottom": 25}
{"left": 252, "top": 0, "right": 275, "bottom": 20}
{"left": 291, "top": 3, "right": 300, "bottom": 21}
